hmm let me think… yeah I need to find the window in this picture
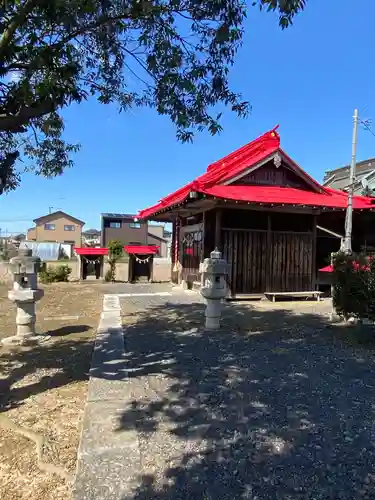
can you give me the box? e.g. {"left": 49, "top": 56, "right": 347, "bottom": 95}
{"left": 129, "top": 222, "right": 141, "bottom": 229}
{"left": 109, "top": 221, "right": 121, "bottom": 229}
{"left": 129, "top": 242, "right": 142, "bottom": 245}
{"left": 44, "top": 223, "right": 55, "bottom": 231}
{"left": 64, "top": 225, "right": 75, "bottom": 231}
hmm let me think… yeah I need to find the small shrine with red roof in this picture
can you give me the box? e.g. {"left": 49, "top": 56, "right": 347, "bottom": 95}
{"left": 139, "top": 127, "right": 375, "bottom": 296}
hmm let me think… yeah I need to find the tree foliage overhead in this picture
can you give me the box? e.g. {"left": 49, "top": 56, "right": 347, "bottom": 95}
{"left": 0, "top": 0, "right": 306, "bottom": 193}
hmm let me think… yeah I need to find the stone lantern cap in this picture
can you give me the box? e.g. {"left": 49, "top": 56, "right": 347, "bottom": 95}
{"left": 200, "top": 248, "right": 229, "bottom": 275}
{"left": 210, "top": 248, "right": 222, "bottom": 260}
{"left": 9, "top": 248, "right": 42, "bottom": 275}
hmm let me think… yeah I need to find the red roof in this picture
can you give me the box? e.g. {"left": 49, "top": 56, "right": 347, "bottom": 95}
{"left": 138, "top": 127, "right": 375, "bottom": 218}
{"left": 75, "top": 247, "right": 108, "bottom": 255}
{"left": 139, "top": 128, "right": 282, "bottom": 218}
{"left": 319, "top": 265, "right": 333, "bottom": 273}
{"left": 200, "top": 185, "right": 375, "bottom": 209}
{"left": 124, "top": 245, "right": 159, "bottom": 255}
{"left": 75, "top": 245, "right": 160, "bottom": 256}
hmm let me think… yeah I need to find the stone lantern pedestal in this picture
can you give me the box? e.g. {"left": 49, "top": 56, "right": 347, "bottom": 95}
{"left": 1, "top": 248, "right": 46, "bottom": 346}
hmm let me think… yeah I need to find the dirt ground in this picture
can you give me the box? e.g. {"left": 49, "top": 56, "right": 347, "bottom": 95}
{"left": 0, "top": 283, "right": 102, "bottom": 500}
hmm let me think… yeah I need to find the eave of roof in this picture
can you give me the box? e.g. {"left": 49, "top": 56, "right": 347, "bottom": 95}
{"left": 201, "top": 185, "right": 375, "bottom": 209}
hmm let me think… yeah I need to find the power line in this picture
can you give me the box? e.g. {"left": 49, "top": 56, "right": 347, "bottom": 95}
{"left": 360, "top": 119, "right": 375, "bottom": 139}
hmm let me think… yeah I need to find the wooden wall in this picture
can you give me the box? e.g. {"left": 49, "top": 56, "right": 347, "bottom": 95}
{"left": 219, "top": 208, "right": 314, "bottom": 295}
{"left": 222, "top": 229, "right": 313, "bottom": 294}
{"left": 177, "top": 207, "right": 316, "bottom": 293}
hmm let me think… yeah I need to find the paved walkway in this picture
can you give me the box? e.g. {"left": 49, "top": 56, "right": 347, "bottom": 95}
{"left": 74, "top": 285, "right": 375, "bottom": 499}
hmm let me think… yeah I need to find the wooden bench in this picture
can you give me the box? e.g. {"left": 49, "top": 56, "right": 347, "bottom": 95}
{"left": 264, "top": 291, "right": 324, "bottom": 302}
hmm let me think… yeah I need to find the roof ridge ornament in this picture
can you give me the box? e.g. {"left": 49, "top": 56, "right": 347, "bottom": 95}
{"left": 274, "top": 152, "right": 282, "bottom": 168}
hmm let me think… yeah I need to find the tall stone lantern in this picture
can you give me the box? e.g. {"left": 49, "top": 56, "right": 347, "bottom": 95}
{"left": 2, "top": 248, "right": 45, "bottom": 346}
{"left": 200, "top": 249, "right": 229, "bottom": 330}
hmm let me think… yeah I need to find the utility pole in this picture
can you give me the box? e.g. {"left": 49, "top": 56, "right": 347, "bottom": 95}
{"left": 343, "top": 108, "right": 359, "bottom": 253}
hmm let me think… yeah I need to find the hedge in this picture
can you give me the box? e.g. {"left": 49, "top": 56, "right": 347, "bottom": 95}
{"left": 332, "top": 251, "right": 375, "bottom": 321}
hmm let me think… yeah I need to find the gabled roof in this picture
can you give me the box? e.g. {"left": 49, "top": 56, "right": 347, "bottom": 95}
{"left": 33, "top": 210, "right": 85, "bottom": 226}
{"left": 83, "top": 228, "right": 101, "bottom": 235}
{"left": 138, "top": 128, "right": 375, "bottom": 219}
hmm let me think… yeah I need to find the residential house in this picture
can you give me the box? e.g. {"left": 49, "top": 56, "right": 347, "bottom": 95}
{"left": 101, "top": 213, "right": 148, "bottom": 247}
{"left": 27, "top": 211, "right": 85, "bottom": 247}
{"left": 323, "top": 158, "right": 375, "bottom": 195}
{"left": 147, "top": 224, "right": 172, "bottom": 258}
{"left": 82, "top": 228, "right": 101, "bottom": 247}
{"left": 100, "top": 214, "right": 170, "bottom": 257}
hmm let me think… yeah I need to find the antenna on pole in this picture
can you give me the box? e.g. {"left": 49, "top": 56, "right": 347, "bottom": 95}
{"left": 48, "top": 206, "right": 61, "bottom": 214}
{"left": 343, "top": 108, "right": 359, "bottom": 254}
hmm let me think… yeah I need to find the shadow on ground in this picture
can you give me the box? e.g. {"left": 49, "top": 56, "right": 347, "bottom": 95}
{"left": 48, "top": 324, "right": 91, "bottom": 337}
{"left": 0, "top": 330, "right": 93, "bottom": 412}
{"left": 92, "top": 300, "right": 375, "bottom": 499}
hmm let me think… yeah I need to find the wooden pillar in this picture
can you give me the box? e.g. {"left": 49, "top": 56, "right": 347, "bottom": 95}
{"left": 312, "top": 215, "right": 317, "bottom": 290}
{"left": 266, "top": 214, "right": 272, "bottom": 292}
{"left": 149, "top": 256, "right": 154, "bottom": 282}
{"left": 176, "top": 217, "right": 183, "bottom": 284}
{"left": 171, "top": 216, "right": 181, "bottom": 281}
{"left": 202, "top": 211, "right": 206, "bottom": 262}
{"left": 77, "top": 254, "right": 82, "bottom": 280}
{"left": 215, "top": 208, "right": 222, "bottom": 250}
{"left": 171, "top": 217, "right": 176, "bottom": 278}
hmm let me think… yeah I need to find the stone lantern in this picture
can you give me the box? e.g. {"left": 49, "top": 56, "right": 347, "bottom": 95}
{"left": 200, "top": 249, "right": 229, "bottom": 330}
{"left": 2, "top": 248, "right": 45, "bottom": 346}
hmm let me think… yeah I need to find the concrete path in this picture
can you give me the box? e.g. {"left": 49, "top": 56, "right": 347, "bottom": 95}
{"left": 73, "top": 285, "right": 375, "bottom": 499}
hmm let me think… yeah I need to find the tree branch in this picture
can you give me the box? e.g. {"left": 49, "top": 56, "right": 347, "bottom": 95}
{"left": 0, "top": 0, "right": 37, "bottom": 58}
{"left": 0, "top": 99, "right": 59, "bottom": 132}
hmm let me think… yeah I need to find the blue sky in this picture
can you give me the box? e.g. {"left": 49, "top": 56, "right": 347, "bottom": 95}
{"left": 1, "top": 0, "right": 375, "bottom": 235}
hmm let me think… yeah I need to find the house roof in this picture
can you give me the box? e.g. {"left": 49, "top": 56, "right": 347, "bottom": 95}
{"left": 324, "top": 158, "right": 375, "bottom": 180}
{"left": 82, "top": 228, "right": 101, "bottom": 236}
{"left": 101, "top": 213, "right": 136, "bottom": 219}
{"left": 138, "top": 128, "right": 375, "bottom": 219}
{"left": 323, "top": 165, "right": 375, "bottom": 192}
{"left": 33, "top": 210, "right": 85, "bottom": 226}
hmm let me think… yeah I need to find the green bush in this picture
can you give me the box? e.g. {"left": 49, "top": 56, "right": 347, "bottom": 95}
{"left": 333, "top": 251, "right": 375, "bottom": 321}
{"left": 39, "top": 264, "right": 72, "bottom": 284}
{"left": 107, "top": 239, "right": 124, "bottom": 282}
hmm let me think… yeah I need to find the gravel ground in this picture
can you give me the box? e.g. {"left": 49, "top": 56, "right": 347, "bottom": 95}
{"left": 117, "top": 287, "right": 375, "bottom": 499}
{"left": 0, "top": 283, "right": 102, "bottom": 500}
